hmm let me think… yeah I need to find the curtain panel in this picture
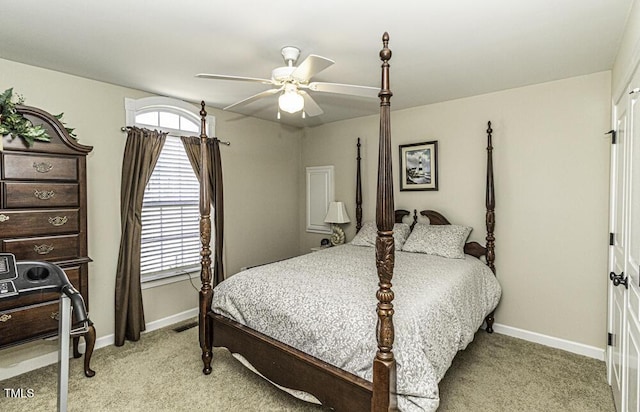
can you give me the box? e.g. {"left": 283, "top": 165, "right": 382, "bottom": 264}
{"left": 181, "top": 136, "right": 225, "bottom": 287}
{"left": 114, "top": 127, "right": 167, "bottom": 346}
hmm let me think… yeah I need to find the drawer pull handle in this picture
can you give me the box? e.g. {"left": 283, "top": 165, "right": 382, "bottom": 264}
{"left": 0, "top": 314, "right": 11, "bottom": 322}
{"left": 51, "top": 311, "right": 60, "bottom": 321}
{"left": 0, "top": 214, "right": 9, "bottom": 223}
{"left": 34, "top": 244, "right": 54, "bottom": 255}
{"left": 33, "top": 162, "right": 53, "bottom": 173}
{"left": 49, "top": 216, "right": 68, "bottom": 226}
{"left": 34, "top": 190, "right": 55, "bottom": 200}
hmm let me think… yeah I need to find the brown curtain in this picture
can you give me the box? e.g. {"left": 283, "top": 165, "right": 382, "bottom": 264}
{"left": 181, "top": 136, "right": 225, "bottom": 286}
{"left": 114, "top": 127, "right": 167, "bottom": 346}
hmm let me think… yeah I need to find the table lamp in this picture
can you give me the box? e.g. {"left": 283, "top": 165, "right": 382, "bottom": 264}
{"left": 324, "top": 201, "right": 351, "bottom": 246}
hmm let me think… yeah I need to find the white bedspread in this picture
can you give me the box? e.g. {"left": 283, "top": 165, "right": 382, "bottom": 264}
{"left": 212, "top": 244, "right": 501, "bottom": 411}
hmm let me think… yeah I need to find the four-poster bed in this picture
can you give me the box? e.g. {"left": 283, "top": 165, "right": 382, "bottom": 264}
{"left": 196, "top": 33, "right": 499, "bottom": 411}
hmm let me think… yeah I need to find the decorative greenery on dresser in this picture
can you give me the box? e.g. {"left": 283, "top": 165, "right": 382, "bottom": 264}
{"left": 0, "top": 88, "right": 77, "bottom": 147}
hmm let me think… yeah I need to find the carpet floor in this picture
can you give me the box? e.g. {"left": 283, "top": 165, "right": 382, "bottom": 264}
{"left": 0, "top": 321, "right": 615, "bottom": 411}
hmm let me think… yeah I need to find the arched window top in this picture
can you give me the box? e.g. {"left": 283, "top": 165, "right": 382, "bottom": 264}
{"left": 124, "top": 96, "right": 215, "bottom": 136}
{"left": 134, "top": 110, "right": 199, "bottom": 133}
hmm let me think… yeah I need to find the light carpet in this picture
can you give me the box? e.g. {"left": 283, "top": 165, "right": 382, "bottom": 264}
{"left": 0, "top": 321, "right": 615, "bottom": 411}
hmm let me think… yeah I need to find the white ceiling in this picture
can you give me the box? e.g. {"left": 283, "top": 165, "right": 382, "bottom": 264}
{"left": 0, "top": 0, "right": 633, "bottom": 128}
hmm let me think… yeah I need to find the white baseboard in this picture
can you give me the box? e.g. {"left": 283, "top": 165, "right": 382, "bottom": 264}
{"left": 0, "top": 307, "right": 198, "bottom": 380}
{"left": 492, "top": 323, "right": 605, "bottom": 361}
{"left": 144, "top": 307, "right": 198, "bottom": 333}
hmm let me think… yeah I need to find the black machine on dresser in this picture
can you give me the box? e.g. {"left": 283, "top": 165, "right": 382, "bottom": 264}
{"left": 0, "top": 254, "right": 89, "bottom": 325}
{"left": 0, "top": 253, "right": 91, "bottom": 412}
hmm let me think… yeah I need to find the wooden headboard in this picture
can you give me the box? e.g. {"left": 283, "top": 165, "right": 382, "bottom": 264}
{"left": 395, "top": 209, "right": 417, "bottom": 229}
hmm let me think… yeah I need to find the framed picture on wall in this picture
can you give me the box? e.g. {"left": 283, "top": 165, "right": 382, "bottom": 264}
{"left": 399, "top": 140, "right": 438, "bottom": 191}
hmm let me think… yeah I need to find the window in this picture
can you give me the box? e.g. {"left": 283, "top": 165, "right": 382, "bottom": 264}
{"left": 125, "top": 97, "right": 215, "bottom": 283}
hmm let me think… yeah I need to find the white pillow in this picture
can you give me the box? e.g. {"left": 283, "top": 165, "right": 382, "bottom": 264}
{"left": 401, "top": 223, "right": 472, "bottom": 259}
{"left": 350, "top": 222, "right": 412, "bottom": 250}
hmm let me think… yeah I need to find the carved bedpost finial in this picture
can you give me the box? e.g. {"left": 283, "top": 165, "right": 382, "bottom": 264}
{"left": 380, "top": 32, "right": 391, "bottom": 59}
{"left": 200, "top": 101, "right": 207, "bottom": 139}
{"left": 379, "top": 33, "right": 392, "bottom": 102}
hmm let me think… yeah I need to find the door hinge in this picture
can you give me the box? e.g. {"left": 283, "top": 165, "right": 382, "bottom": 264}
{"left": 608, "top": 332, "right": 614, "bottom": 346}
{"left": 605, "top": 130, "right": 617, "bottom": 144}
{"left": 610, "top": 233, "right": 615, "bottom": 246}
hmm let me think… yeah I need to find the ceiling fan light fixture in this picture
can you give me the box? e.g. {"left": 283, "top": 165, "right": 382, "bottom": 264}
{"left": 278, "top": 88, "right": 304, "bottom": 114}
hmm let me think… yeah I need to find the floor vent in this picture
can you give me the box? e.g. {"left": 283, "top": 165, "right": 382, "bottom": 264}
{"left": 173, "top": 321, "right": 198, "bottom": 333}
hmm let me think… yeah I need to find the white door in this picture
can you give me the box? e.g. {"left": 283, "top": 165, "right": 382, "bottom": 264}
{"left": 623, "top": 72, "right": 640, "bottom": 412}
{"left": 627, "top": 316, "right": 640, "bottom": 412}
{"left": 609, "top": 89, "right": 628, "bottom": 412}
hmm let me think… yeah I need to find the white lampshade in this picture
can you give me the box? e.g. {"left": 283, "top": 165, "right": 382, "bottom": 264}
{"left": 324, "top": 201, "right": 351, "bottom": 224}
{"left": 278, "top": 88, "right": 304, "bottom": 114}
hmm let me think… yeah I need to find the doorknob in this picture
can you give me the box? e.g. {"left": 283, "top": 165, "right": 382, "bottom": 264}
{"left": 610, "top": 271, "right": 629, "bottom": 289}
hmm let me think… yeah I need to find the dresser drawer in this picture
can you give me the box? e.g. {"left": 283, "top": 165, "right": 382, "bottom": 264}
{"left": 0, "top": 301, "right": 60, "bottom": 345}
{"left": 0, "top": 267, "right": 80, "bottom": 312}
{"left": 3, "top": 182, "right": 79, "bottom": 208}
{"left": 0, "top": 209, "right": 79, "bottom": 238}
{"left": 2, "top": 234, "right": 80, "bottom": 261}
{"left": 2, "top": 153, "right": 78, "bottom": 181}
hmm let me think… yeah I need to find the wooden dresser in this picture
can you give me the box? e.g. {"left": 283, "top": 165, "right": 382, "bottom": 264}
{"left": 0, "top": 105, "right": 95, "bottom": 377}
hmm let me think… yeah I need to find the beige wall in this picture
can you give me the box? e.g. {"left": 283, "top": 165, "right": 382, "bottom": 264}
{"left": 301, "top": 71, "right": 612, "bottom": 349}
{"left": 0, "top": 58, "right": 302, "bottom": 367}
{"left": 214, "top": 111, "right": 303, "bottom": 272}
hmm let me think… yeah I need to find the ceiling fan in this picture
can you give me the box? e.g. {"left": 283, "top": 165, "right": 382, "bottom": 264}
{"left": 196, "top": 46, "right": 379, "bottom": 118}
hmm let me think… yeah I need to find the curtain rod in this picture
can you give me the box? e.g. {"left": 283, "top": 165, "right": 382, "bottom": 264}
{"left": 120, "top": 126, "right": 230, "bottom": 145}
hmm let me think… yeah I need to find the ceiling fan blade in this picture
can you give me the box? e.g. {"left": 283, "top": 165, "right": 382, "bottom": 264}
{"left": 291, "top": 55, "right": 334, "bottom": 82}
{"left": 196, "top": 73, "right": 273, "bottom": 85}
{"left": 224, "top": 87, "right": 283, "bottom": 111}
{"left": 299, "top": 91, "right": 324, "bottom": 117}
{"left": 307, "top": 82, "right": 379, "bottom": 98}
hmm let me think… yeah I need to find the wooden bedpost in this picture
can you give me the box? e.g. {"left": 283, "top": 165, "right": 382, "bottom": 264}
{"left": 484, "top": 121, "right": 496, "bottom": 333}
{"left": 356, "top": 137, "right": 363, "bottom": 233}
{"left": 485, "top": 121, "right": 495, "bottom": 274}
{"left": 372, "top": 32, "right": 398, "bottom": 412}
{"left": 198, "top": 101, "right": 214, "bottom": 374}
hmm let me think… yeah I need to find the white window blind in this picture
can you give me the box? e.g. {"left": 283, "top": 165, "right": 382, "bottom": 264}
{"left": 140, "top": 133, "right": 201, "bottom": 277}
